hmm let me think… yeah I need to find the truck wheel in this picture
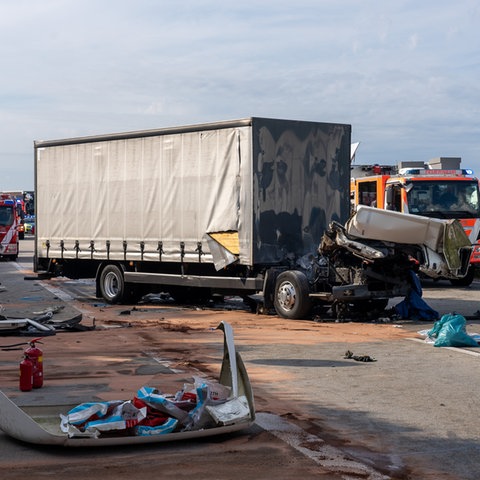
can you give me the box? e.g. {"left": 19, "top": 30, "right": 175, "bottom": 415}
{"left": 274, "top": 270, "right": 311, "bottom": 320}
{"left": 99, "top": 264, "right": 125, "bottom": 304}
{"left": 450, "top": 266, "right": 475, "bottom": 287}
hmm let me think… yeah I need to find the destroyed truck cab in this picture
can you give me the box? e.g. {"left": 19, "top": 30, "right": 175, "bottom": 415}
{"left": 274, "top": 205, "right": 472, "bottom": 320}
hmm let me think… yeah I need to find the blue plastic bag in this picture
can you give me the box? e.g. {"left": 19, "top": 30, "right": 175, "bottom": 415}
{"left": 427, "top": 313, "right": 479, "bottom": 348}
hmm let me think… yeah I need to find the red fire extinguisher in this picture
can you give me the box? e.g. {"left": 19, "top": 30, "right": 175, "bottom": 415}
{"left": 24, "top": 338, "right": 44, "bottom": 389}
{"left": 19, "top": 355, "right": 34, "bottom": 392}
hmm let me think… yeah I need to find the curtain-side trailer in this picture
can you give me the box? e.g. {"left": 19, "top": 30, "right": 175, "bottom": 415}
{"left": 34, "top": 117, "right": 352, "bottom": 319}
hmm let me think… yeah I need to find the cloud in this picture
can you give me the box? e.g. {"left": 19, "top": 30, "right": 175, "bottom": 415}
{"left": 1, "top": 0, "right": 480, "bottom": 190}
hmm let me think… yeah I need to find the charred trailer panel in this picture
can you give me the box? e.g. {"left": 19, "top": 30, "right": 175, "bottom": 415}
{"left": 34, "top": 117, "right": 352, "bottom": 318}
{"left": 251, "top": 118, "right": 351, "bottom": 264}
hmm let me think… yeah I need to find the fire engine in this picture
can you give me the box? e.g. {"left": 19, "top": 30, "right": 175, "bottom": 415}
{"left": 351, "top": 157, "right": 480, "bottom": 286}
{"left": 0, "top": 194, "right": 20, "bottom": 260}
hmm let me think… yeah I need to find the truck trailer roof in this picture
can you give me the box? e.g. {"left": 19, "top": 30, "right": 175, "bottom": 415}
{"left": 34, "top": 117, "right": 351, "bottom": 148}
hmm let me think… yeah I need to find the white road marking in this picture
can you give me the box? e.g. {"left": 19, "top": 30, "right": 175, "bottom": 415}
{"left": 255, "top": 412, "right": 390, "bottom": 479}
{"left": 408, "top": 337, "right": 480, "bottom": 357}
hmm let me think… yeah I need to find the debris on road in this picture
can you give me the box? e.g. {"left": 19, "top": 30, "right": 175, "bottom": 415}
{"left": 343, "top": 350, "right": 377, "bottom": 362}
{"left": 393, "top": 271, "right": 439, "bottom": 321}
{"left": 32, "top": 305, "right": 65, "bottom": 316}
{"left": 0, "top": 321, "right": 255, "bottom": 446}
{"left": 419, "top": 313, "right": 480, "bottom": 347}
{"left": 0, "top": 307, "right": 86, "bottom": 336}
{"left": 60, "top": 378, "right": 250, "bottom": 438}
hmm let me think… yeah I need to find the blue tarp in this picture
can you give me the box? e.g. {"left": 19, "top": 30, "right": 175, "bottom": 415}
{"left": 394, "top": 271, "right": 439, "bottom": 321}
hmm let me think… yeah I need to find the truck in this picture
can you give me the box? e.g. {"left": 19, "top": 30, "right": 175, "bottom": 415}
{"left": 0, "top": 194, "right": 20, "bottom": 259}
{"left": 34, "top": 118, "right": 471, "bottom": 320}
{"left": 0, "top": 191, "right": 35, "bottom": 240}
{"left": 350, "top": 157, "right": 480, "bottom": 285}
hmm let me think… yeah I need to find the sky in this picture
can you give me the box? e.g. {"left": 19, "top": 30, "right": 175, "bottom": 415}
{"left": 1, "top": 0, "right": 480, "bottom": 191}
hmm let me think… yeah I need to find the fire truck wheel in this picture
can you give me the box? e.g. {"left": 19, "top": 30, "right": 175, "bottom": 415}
{"left": 99, "top": 264, "right": 125, "bottom": 304}
{"left": 274, "top": 270, "right": 312, "bottom": 320}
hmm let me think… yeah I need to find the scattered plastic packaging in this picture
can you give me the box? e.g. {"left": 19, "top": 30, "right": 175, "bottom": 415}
{"left": 60, "top": 378, "right": 244, "bottom": 439}
{"left": 135, "top": 418, "right": 178, "bottom": 436}
{"left": 206, "top": 396, "right": 251, "bottom": 425}
{"left": 419, "top": 313, "right": 480, "bottom": 348}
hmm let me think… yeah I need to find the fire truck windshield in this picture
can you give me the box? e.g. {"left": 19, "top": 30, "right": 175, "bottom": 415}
{"left": 407, "top": 180, "right": 480, "bottom": 218}
{"left": 0, "top": 205, "right": 14, "bottom": 226}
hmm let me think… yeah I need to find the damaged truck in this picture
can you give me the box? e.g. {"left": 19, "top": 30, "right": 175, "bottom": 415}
{"left": 33, "top": 117, "right": 471, "bottom": 320}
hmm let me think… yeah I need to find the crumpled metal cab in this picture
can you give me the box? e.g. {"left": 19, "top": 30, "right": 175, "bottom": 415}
{"left": 346, "top": 205, "right": 472, "bottom": 281}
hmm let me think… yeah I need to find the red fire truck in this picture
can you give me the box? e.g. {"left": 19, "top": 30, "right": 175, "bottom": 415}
{"left": 0, "top": 194, "right": 20, "bottom": 260}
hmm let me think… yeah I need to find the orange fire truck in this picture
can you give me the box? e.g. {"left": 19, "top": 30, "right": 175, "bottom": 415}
{"left": 0, "top": 193, "right": 20, "bottom": 260}
{"left": 351, "top": 157, "right": 480, "bottom": 286}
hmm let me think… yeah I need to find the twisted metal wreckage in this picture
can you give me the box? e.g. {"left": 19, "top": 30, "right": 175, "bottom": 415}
{"left": 0, "top": 307, "right": 85, "bottom": 336}
{"left": 313, "top": 205, "right": 472, "bottom": 321}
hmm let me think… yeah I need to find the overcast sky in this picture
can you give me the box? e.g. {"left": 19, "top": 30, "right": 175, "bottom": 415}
{"left": 1, "top": 0, "right": 479, "bottom": 191}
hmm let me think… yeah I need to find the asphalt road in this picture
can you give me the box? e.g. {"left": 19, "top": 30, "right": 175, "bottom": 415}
{"left": 1, "top": 237, "right": 480, "bottom": 479}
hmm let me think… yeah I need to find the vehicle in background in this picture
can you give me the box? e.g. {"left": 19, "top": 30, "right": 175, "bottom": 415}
{"left": 0, "top": 194, "right": 20, "bottom": 260}
{"left": 23, "top": 215, "right": 35, "bottom": 235}
{"left": 0, "top": 191, "right": 35, "bottom": 240}
{"left": 1, "top": 191, "right": 35, "bottom": 215}
{"left": 23, "top": 191, "right": 35, "bottom": 216}
{"left": 17, "top": 218, "right": 25, "bottom": 240}
{"left": 351, "top": 157, "right": 480, "bottom": 285}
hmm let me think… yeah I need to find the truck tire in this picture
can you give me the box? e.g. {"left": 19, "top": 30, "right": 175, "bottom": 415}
{"left": 99, "top": 264, "right": 125, "bottom": 304}
{"left": 450, "top": 266, "right": 475, "bottom": 287}
{"left": 274, "top": 270, "right": 312, "bottom": 320}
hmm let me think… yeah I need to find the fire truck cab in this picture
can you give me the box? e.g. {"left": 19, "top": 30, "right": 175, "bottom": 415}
{"left": 351, "top": 157, "right": 480, "bottom": 286}
{"left": 0, "top": 194, "right": 20, "bottom": 260}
